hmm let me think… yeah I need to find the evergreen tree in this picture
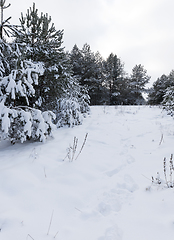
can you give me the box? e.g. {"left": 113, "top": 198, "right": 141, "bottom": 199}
{"left": 148, "top": 71, "right": 174, "bottom": 105}
{"left": 148, "top": 74, "right": 168, "bottom": 105}
{"left": 14, "top": 3, "right": 90, "bottom": 118}
{"left": 80, "top": 43, "right": 96, "bottom": 85}
{"left": 93, "top": 51, "right": 107, "bottom": 104}
{"left": 104, "top": 53, "right": 125, "bottom": 105}
{"left": 0, "top": 55, "right": 56, "bottom": 143}
{"left": 14, "top": 3, "right": 65, "bottom": 111}
{"left": 70, "top": 44, "right": 83, "bottom": 77}
{"left": 162, "top": 86, "right": 174, "bottom": 115}
{"left": 70, "top": 43, "right": 105, "bottom": 105}
{"left": 81, "top": 45, "right": 105, "bottom": 105}
{"left": 56, "top": 77, "right": 90, "bottom": 127}
{"left": 129, "top": 64, "right": 150, "bottom": 104}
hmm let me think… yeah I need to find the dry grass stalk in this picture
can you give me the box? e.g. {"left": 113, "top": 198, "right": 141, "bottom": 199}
{"left": 75, "top": 133, "right": 88, "bottom": 161}
{"left": 64, "top": 133, "right": 88, "bottom": 162}
{"left": 71, "top": 136, "right": 78, "bottom": 161}
{"left": 54, "top": 231, "right": 59, "bottom": 238}
{"left": 44, "top": 167, "right": 47, "bottom": 178}
{"left": 27, "top": 234, "right": 35, "bottom": 240}
{"left": 169, "top": 154, "right": 174, "bottom": 186}
{"left": 47, "top": 210, "right": 54, "bottom": 235}
{"left": 159, "top": 133, "right": 164, "bottom": 145}
{"left": 163, "top": 157, "right": 169, "bottom": 187}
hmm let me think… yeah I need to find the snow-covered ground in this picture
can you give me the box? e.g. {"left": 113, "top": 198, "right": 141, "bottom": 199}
{"left": 1, "top": 105, "right": 174, "bottom": 240}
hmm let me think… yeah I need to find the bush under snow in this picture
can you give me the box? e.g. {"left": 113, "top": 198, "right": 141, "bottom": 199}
{"left": 56, "top": 98, "right": 84, "bottom": 127}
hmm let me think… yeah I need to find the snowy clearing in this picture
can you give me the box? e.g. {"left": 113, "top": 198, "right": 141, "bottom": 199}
{"left": 0, "top": 105, "right": 174, "bottom": 240}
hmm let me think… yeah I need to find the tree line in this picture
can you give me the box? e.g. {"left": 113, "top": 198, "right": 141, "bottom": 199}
{"left": 69, "top": 44, "right": 150, "bottom": 105}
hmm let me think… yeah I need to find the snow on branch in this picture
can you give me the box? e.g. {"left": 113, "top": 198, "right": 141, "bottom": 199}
{"left": 0, "top": 60, "right": 44, "bottom": 105}
{"left": 0, "top": 103, "right": 56, "bottom": 143}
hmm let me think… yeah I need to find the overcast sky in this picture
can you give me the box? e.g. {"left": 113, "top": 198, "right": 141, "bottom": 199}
{"left": 4, "top": 0, "right": 174, "bottom": 85}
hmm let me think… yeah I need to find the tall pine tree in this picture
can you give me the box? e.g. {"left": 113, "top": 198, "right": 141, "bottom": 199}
{"left": 129, "top": 64, "right": 150, "bottom": 104}
{"left": 104, "top": 53, "right": 125, "bottom": 105}
{"left": 14, "top": 3, "right": 90, "bottom": 118}
{"left": 70, "top": 43, "right": 106, "bottom": 105}
{"left": 14, "top": 3, "right": 66, "bottom": 111}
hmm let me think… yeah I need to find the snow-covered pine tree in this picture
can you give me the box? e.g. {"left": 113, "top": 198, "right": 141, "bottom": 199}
{"left": 129, "top": 64, "right": 150, "bottom": 104}
{"left": 148, "top": 71, "right": 174, "bottom": 105}
{"left": 161, "top": 86, "right": 174, "bottom": 116}
{"left": 14, "top": 3, "right": 64, "bottom": 111}
{"left": 55, "top": 73, "right": 90, "bottom": 127}
{"left": 0, "top": 46, "right": 56, "bottom": 143}
{"left": 14, "top": 3, "right": 90, "bottom": 124}
{"left": 148, "top": 74, "right": 169, "bottom": 105}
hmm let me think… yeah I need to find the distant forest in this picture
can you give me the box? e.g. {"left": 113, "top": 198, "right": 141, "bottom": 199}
{"left": 69, "top": 43, "right": 174, "bottom": 106}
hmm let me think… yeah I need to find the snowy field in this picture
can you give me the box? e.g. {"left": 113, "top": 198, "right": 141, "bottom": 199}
{"left": 1, "top": 105, "right": 174, "bottom": 240}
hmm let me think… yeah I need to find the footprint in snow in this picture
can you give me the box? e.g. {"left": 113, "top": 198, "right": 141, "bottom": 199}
{"left": 80, "top": 209, "right": 99, "bottom": 221}
{"left": 97, "top": 202, "right": 111, "bottom": 216}
{"left": 105, "top": 167, "right": 123, "bottom": 177}
{"left": 105, "top": 156, "right": 135, "bottom": 177}
{"left": 117, "top": 174, "right": 138, "bottom": 193}
{"left": 98, "top": 224, "right": 123, "bottom": 240}
{"left": 126, "top": 155, "right": 135, "bottom": 164}
{"left": 98, "top": 191, "right": 122, "bottom": 216}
